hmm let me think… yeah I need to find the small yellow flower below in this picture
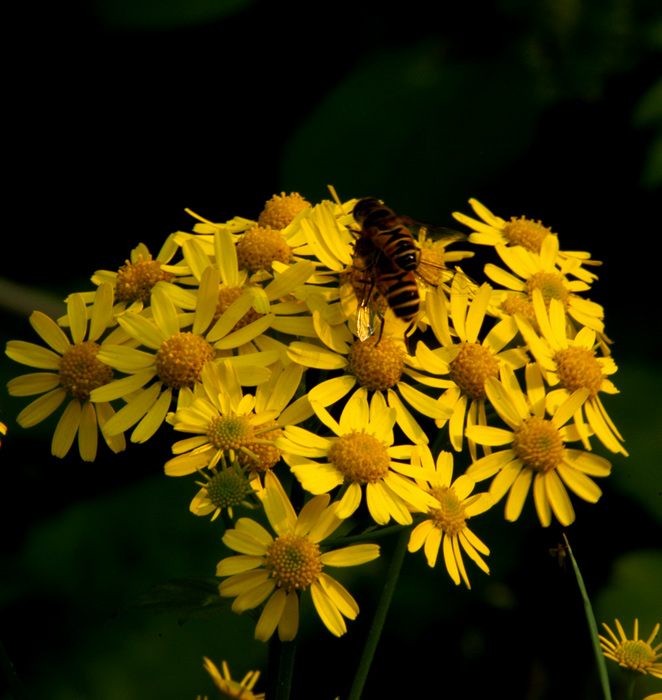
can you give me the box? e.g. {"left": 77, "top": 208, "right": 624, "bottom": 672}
{"left": 600, "top": 618, "right": 662, "bottom": 679}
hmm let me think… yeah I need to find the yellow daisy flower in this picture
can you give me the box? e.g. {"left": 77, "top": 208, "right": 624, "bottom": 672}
{"left": 178, "top": 193, "right": 346, "bottom": 287}
{"left": 465, "top": 364, "right": 611, "bottom": 527}
{"left": 201, "top": 658, "right": 265, "bottom": 700}
{"left": 0, "top": 421, "right": 7, "bottom": 449}
{"left": 88, "top": 237, "right": 188, "bottom": 315}
{"left": 171, "top": 225, "right": 321, "bottom": 357}
{"left": 216, "top": 471, "right": 380, "bottom": 641}
{"left": 481, "top": 235, "right": 606, "bottom": 335}
{"left": 5, "top": 284, "right": 126, "bottom": 461}
{"left": 89, "top": 266, "right": 278, "bottom": 444}
{"left": 258, "top": 191, "right": 312, "bottom": 230}
{"left": 164, "top": 359, "right": 307, "bottom": 479}
{"left": 452, "top": 198, "right": 601, "bottom": 284}
{"left": 286, "top": 324, "right": 453, "bottom": 445}
{"left": 416, "top": 279, "right": 529, "bottom": 458}
{"left": 515, "top": 289, "right": 627, "bottom": 455}
{"left": 407, "top": 447, "right": 493, "bottom": 588}
{"left": 600, "top": 619, "right": 662, "bottom": 679}
{"left": 277, "top": 387, "right": 438, "bottom": 525}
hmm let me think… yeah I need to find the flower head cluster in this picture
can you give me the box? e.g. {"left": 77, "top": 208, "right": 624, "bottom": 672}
{"left": 5, "top": 190, "right": 626, "bottom": 644}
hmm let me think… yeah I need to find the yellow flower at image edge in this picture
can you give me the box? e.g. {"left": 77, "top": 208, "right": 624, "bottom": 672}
{"left": 216, "top": 472, "right": 380, "bottom": 642}
{"left": 5, "top": 284, "right": 125, "bottom": 461}
{"left": 600, "top": 619, "right": 662, "bottom": 679}
{"left": 201, "top": 658, "right": 264, "bottom": 700}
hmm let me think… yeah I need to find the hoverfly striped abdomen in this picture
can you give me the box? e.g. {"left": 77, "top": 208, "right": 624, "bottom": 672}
{"left": 353, "top": 198, "right": 419, "bottom": 272}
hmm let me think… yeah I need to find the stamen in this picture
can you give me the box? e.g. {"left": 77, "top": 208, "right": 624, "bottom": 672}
{"left": 503, "top": 217, "right": 554, "bottom": 253}
{"left": 512, "top": 417, "right": 565, "bottom": 473}
{"left": 236, "top": 225, "right": 292, "bottom": 273}
{"left": 525, "top": 272, "right": 569, "bottom": 308}
{"left": 115, "top": 255, "right": 173, "bottom": 302}
{"left": 349, "top": 337, "right": 405, "bottom": 391}
{"left": 428, "top": 485, "right": 466, "bottom": 536}
{"left": 58, "top": 341, "right": 114, "bottom": 400}
{"left": 328, "top": 431, "right": 391, "bottom": 483}
{"left": 264, "top": 533, "right": 323, "bottom": 592}
{"left": 449, "top": 342, "right": 499, "bottom": 400}
{"left": 201, "top": 467, "right": 252, "bottom": 511}
{"left": 554, "top": 346, "right": 604, "bottom": 397}
{"left": 258, "top": 192, "right": 311, "bottom": 230}
{"left": 155, "top": 332, "right": 215, "bottom": 389}
{"left": 206, "top": 414, "right": 255, "bottom": 452}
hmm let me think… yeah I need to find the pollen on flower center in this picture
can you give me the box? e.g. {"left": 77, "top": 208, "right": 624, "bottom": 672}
{"left": 512, "top": 416, "right": 565, "bottom": 473}
{"left": 328, "top": 430, "right": 391, "bottom": 483}
{"left": 349, "top": 336, "right": 405, "bottom": 391}
{"left": 554, "top": 346, "right": 604, "bottom": 397}
{"left": 449, "top": 342, "right": 499, "bottom": 400}
{"left": 155, "top": 332, "right": 215, "bottom": 389}
{"left": 215, "top": 287, "right": 263, "bottom": 331}
{"left": 204, "top": 468, "right": 251, "bottom": 510}
{"left": 525, "top": 272, "right": 569, "bottom": 308}
{"left": 503, "top": 217, "right": 554, "bottom": 253}
{"left": 500, "top": 294, "right": 536, "bottom": 322}
{"left": 236, "top": 225, "right": 292, "bottom": 273}
{"left": 58, "top": 341, "right": 114, "bottom": 400}
{"left": 206, "top": 414, "right": 255, "bottom": 451}
{"left": 238, "top": 420, "right": 283, "bottom": 472}
{"left": 265, "top": 533, "right": 323, "bottom": 592}
{"left": 115, "top": 255, "right": 173, "bottom": 302}
{"left": 258, "top": 192, "right": 311, "bottom": 230}
{"left": 613, "top": 639, "right": 658, "bottom": 673}
{"left": 429, "top": 485, "right": 466, "bottom": 536}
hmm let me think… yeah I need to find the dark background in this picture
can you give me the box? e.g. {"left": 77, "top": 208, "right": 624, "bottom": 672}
{"left": 2, "top": 0, "right": 661, "bottom": 698}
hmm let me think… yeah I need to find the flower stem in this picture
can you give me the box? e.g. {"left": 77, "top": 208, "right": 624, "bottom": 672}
{"left": 268, "top": 636, "right": 297, "bottom": 700}
{"left": 347, "top": 526, "right": 410, "bottom": 700}
{"left": 563, "top": 534, "right": 612, "bottom": 700}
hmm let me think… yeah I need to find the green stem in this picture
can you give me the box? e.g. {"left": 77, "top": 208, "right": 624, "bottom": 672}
{"left": 563, "top": 534, "right": 612, "bottom": 700}
{"left": 625, "top": 672, "right": 636, "bottom": 700}
{"left": 347, "top": 526, "right": 410, "bottom": 700}
{"left": 268, "top": 636, "right": 297, "bottom": 700}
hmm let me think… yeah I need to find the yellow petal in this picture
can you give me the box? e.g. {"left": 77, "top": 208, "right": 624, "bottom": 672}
{"left": 51, "top": 399, "right": 81, "bottom": 458}
{"left": 29, "top": 311, "right": 70, "bottom": 355}
{"left": 310, "top": 578, "right": 347, "bottom": 637}
{"left": 7, "top": 372, "right": 61, "bottom": 396}
{"left": 6, "top": 340, "right": 61, "bottom": 370}
{"left": 287, "top": 342, "right": 348, "bottom": 370}
{"left": 16, "top": 388, "right": 67, "bottom": 427}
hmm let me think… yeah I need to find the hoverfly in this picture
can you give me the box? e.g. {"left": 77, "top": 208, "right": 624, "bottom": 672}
{"left": 346, "top": 197, "right": 469, "bottom": 345}
{"left": 347, "top": 232, "right": 420, "bottom": 342}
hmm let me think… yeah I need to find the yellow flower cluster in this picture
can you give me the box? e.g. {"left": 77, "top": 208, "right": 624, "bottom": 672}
{"left": 5, "top": 190, "right": 626, "bottom": 645}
